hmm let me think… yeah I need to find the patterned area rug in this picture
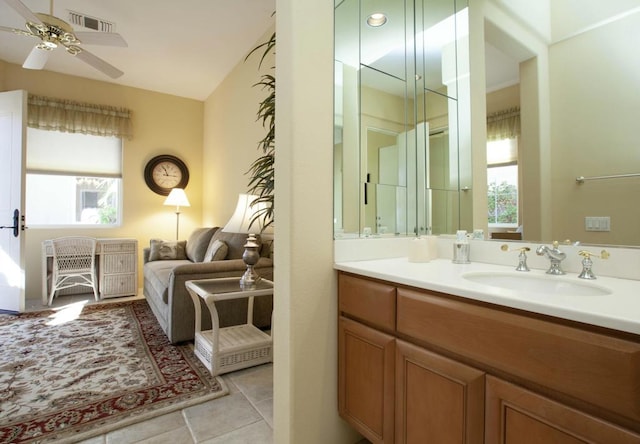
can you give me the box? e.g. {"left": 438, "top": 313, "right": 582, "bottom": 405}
{"left": 0, "top": 299, "right": 228, "bottom": 443}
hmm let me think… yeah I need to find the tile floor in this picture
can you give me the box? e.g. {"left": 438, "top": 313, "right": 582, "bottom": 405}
{"left": 25, "top": 294, "right": 274, "bottom": 444}
{"left": 80, "top": 364, "right": 274, "bottom": 444}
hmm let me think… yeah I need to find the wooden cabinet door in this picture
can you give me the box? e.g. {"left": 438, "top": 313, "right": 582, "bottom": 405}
{"left": 486, "top": 376, "right": 640, "bottom": 444}
{"left": 395, "top": 340, "right": 484, "bottom": 444}
{"left": 339, "top": 316, "right": 396, "bottom": 444}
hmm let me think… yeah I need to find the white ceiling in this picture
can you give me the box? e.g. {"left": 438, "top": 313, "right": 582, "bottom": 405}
{"left": 0, "top": 0, "right": 275, "bottom": 100}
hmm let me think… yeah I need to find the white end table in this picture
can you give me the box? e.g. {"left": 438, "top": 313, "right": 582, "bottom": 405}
{"left": 186, "top": 277, "right": 274, "bottom": 376}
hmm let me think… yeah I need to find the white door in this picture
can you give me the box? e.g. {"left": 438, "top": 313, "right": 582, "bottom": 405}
{"left": 0, "top": 90, "right": 27, "bottom": 312}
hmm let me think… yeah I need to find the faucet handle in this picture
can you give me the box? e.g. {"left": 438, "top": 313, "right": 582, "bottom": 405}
{"left": 577, "top": 249, "right": 609, "bottom": 279}
{"left": 500, "top": 244, "right": 530, "bottom": 253}
{"left": 500, "top": 244, "right": 531, "bottom": 271}
{"left": 578, "top": 249, "right": 610, "bottom": 260}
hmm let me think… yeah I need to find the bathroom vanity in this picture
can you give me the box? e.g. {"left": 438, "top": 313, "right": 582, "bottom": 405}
{"left": 336, "top": 260, "right": 640, "bottom": 443}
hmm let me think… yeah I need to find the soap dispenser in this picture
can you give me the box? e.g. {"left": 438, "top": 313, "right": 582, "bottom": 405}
{"left": 452, "top": 230, "right": 470, "bottom": 264}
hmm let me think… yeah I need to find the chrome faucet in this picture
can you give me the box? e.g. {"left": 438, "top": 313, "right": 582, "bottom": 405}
{"left": 578, "top": 249, "right": 610, "bottom": 280}
{"left": 536, "top": 241, "right": 566, "bottom": 275}
{"left": 500, "top": 244, "right": 530, "bottom": 271}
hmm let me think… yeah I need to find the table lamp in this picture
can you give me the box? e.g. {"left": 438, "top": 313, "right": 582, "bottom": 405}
{"left": 222, "top": 194, "right": 269, "bottom": 288}
{"left": 164, "top": 188, "right": 190, "bottom": 240}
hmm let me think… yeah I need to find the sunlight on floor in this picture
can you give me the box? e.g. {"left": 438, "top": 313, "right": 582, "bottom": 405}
{"left": 46, "top": 300, "right": 88, "bottom": 326}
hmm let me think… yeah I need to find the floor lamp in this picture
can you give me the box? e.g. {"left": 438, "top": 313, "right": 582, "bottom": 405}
{"left": 164, "top": 188, "right": 190, "bottom": 240}
{"left": 222, "top": 194, "right": 269, "bottom": 289}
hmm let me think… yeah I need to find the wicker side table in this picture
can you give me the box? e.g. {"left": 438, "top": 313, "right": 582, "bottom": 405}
{"left": 186, "top": 277, "right": 274, "bottom": 376}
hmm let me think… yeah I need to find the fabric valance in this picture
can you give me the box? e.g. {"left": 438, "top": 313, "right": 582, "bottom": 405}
{"left": 27, "top": 94, "right": 133, "bottom": 140}
{"left": 486, "top": 107, "right": 520, "bottom": 141}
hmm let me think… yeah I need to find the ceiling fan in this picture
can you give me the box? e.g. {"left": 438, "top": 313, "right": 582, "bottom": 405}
{"left": 0, "top": 0, "right": 127, "bottom": 78}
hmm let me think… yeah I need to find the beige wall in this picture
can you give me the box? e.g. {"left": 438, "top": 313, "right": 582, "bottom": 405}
{"left": 486, "top": 83, "right": 519, "bottom": 114}
{"left": 202, "top": 27, "right": 276, "bottom": 227}
{"left": 0, "top": 61, "right": 204, "bottom": 299}
{"left": 549, "top": 11, "right": 640, "bottom": 245}
{"left": 273, "top": 0, "right": 359, "bottom": 442}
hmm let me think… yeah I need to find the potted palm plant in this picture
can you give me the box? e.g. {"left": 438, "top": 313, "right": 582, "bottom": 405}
{"left": 246, "top": 31, "right": 275, "bottom": 230}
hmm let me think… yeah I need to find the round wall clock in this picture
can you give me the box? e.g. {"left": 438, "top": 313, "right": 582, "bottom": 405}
{"left": 144, "top": 154, "right": 190, "bottom": 196}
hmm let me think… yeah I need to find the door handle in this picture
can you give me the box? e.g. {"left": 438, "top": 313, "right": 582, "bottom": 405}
{"left": 0, "top": 209, "right": 20, "bottom": 237}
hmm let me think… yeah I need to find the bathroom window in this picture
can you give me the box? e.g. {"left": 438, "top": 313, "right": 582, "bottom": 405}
{"left": 487, "top": 137, "right": 518, "bottom": 227}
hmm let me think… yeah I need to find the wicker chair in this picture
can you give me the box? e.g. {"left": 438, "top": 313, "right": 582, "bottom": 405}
{"left": 49, "top": 237, "right": 99, "bottom": 306}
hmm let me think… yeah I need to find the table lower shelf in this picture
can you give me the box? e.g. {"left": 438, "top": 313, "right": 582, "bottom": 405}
{"left": 195, "top": 324, "right": 273, "bottom": 375}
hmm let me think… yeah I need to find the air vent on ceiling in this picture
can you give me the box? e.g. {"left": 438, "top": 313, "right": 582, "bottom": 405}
{"left": 68, "top": 10, "right": 115, "bottom": 32}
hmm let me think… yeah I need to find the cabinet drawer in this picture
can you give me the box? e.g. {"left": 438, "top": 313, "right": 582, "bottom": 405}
{"left": 397, "top": 288, "right": 640, "bottom": 424}
{"left": 101, "top": 274, "right": 137, "bottom": 297}
{"left": 339, "top": 273, "right": 396, "bottom": 331}
{"left": 99, "top": 241, "right": 136, "bottom": 254}
{"left": 102, "top": 253, "right": 136, "bottom": 274}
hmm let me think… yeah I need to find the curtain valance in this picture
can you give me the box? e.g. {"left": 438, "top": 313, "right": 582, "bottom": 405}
{"left": 27, "top": 94, "right": 133, "bottom": 140}
{"left": 486, "top": 107, "right": 520, "bottom": 141}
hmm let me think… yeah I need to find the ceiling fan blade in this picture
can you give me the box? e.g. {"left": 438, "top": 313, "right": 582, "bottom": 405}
{"left": 3, "top": 0, "right": 43, "bottom": 25}
{"left": 0, "top": 24, "right": 32, "bottom": 37}
{"left": 74, "top": 32, "right": 128, "bottom": 47}
{"left": 74, "top": 48, "right": 124, "bottom": 79}
{"left": 23, "top": 45, "right": 50, "bottom": 70}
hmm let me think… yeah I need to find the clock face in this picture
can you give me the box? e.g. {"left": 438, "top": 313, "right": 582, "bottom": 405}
{"left": 152, "top": 161, "right": 183, "bottom": 188}
{"left": 144, "top": 155, "right": 189, "bottom": 195}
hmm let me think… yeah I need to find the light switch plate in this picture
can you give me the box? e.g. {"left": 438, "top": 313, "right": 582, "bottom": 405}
{"left": 585, "top": 216, "right": 610, "bottom": 232}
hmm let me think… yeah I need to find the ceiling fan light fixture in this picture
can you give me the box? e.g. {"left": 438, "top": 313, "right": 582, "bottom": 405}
{"left": 37, "top": 40, "right": 57, "bottom": 50}
{"left": 367, "top": 13, "right": 387, "bottom": 27}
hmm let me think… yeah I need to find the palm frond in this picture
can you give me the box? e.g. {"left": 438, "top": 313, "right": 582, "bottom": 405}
{"left": 245, "top": 30, "right": 276, "bottom": 231}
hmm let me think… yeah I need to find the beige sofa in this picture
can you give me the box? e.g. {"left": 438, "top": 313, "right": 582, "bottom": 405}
{"left": 143, "top": 227, "right": 273, "bottom": 344}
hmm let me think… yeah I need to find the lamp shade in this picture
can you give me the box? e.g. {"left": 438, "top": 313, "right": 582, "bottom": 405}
{"left": 222, "top": 194, "right": 268, "bottom": 234}
{"left": 164, "top": 188, "right": 190, "bottom": 207}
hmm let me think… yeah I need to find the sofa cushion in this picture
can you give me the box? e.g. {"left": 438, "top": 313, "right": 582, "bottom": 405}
{"left": 186, "top": 227, "right": 217, "bottom": 262}
{"left": 148, "top": 239, "right": 187, "bottom": 261}
{"left": 203, "top": 239, "right": 228, "bottom": 262}
{"left": 261, "top": 237, "right": 273, "bottom": 259}
{"left": 144, "top": 259, "right": 192, "bottom": 304}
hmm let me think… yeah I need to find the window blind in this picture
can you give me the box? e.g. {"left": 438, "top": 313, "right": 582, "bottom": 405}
{"left": 26, "top": 128, "right": 122, "bottom": 177}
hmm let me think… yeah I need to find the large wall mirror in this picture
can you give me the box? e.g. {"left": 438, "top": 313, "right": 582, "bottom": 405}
{"left": 335, "top": 0, "right": 639, "bottom": 248}
{"left": 334, "top": 0, "right": 471, "bottom": 239}
{"left": 477, "top": 0, "right": 640, "bottom": 247}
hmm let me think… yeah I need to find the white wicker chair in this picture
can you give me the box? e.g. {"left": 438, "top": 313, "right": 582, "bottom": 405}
{"left": 49, "top": 237, "right": 99, "bottom": 306}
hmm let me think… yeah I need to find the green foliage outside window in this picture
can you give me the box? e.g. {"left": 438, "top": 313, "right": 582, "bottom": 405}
{"left": 488, "top": 181, "right": 518, "bottom": 224}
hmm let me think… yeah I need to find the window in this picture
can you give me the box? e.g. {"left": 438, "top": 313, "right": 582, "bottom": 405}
{"left": 487, "top": 138, "right": 518, "bottom": 227}
{"left": 26, "top": 128, "right": 122, "bottom": 226}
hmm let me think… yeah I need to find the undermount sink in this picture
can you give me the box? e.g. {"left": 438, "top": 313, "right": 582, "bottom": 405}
{"left": 461, "top": 271, "right": 612, "bottom": 296}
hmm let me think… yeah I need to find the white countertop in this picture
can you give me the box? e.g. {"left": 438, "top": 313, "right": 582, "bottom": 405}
{"left": 335, "top": 258, "right": 640, "bottom": 335}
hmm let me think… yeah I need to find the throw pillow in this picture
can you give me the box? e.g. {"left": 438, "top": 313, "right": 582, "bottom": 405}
{"left": 148, "top": 239, "right": 187, "bottom": 261}
{"left": 203, "top": 239, "right": 228, "bottom": 262}
{"left": 186, "top": 227, "right": 217, "bottom": 262}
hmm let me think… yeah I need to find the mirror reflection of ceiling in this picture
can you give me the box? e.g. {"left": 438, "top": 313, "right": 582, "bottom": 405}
{"left": 485, "top": 0, "right": 640, "bottom": 91}
{"left": 335, "top": 0, "right": 468, "bottom": 96}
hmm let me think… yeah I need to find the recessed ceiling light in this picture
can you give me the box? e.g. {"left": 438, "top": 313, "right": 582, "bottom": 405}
{"left": 367, "top": 13, "right": 387, "bottom": 27}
